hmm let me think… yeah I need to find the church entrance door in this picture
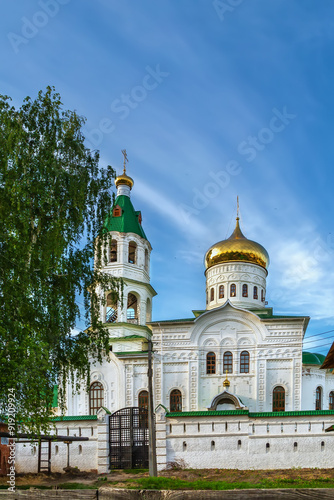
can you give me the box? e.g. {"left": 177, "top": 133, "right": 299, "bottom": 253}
{"left": 109, "top": 407, "right": 149, "bottom": 469}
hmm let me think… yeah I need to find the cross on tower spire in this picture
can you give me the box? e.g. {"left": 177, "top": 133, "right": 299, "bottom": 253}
{"left": 121, "top": 149, "right": 128, "bottom": 174}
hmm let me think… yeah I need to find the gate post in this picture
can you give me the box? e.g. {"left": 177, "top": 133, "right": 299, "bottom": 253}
{"left": 97, "top": 407, "right": 110, "bottom": 473}
{"left": 155, "top": 405, "right": 167, "bottom": 471}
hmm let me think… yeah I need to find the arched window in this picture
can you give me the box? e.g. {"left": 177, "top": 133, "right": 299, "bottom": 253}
{"left": 138, "top": 390, "right": 149, "bottom": 410}
{"left": 273, "top": 386, "right": 285, "bottom": 412}
{"left": 89, "top": 381, "right": 104, "bottom": 415}
{"left": 113, "top": 204, "right": 122, "bottom": 217}
{"left": 230, "top": 284, "right": 236, "bottom": 297}
{"left": 109, "top": 239, "right": 117, "bottom": 262}
{"left": 145, "top": 248, "right": 149, "bottom": 270}
{"left": 210, "top": 288, "right": 214, "bottom": 302}
{"left": 223, "top": 351, "right": 233, "bottom": 373}
{"left": 253, "top": 286, "right": 258, "bottom": 299}
{"left": 242, "top": 284, "right": 248, "bottom": 297}
{"left": 240, "top": 351, "right": 249, "bottom": 373}
{"left": 261, "top": 289, "right": 265, "bottom": 302}
{"left": 170, "top": 389, "right": 182, "bottom": 412}
{"left": 106, "top": 292, "right": 117, "bottom": 323}
{"left": 219, "top": 285, "right": 224, "bottom": 299}
{"left": 146, "top": 298, "right": 152, "bottom": 323}
{"left": 316, "top": 386, "right": 322, "bottom": 410}
{"left": 128, "top": 241, "right": 137, "bottom": 264}
{"left": 127, "top": 293, "right": 138, "bottom": 323}
{"left": 329, "top": 391, "right": 334, "bottom": 410}
{"left": 206, "top": 352, "right": 216, "bottom": 374}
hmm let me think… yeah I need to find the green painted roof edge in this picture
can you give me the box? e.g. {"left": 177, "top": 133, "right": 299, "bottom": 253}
{"left": 250, "top": 410, "right": 334, "bottom": 417}
{"left": 149, "top": 318, "right": 195, "bottom": 325}
{"left": 52, "top": 415, "right": 98, "bottom": 421}
{"left": 103, "top": 195, "right": 147, "bottom": 240}
{"left": 115, "top": 351, "right": 148, "bottom": 357}
{"left": 262, "top": 315, "right": 310, "bottom": 320}
{"left": 165, "top": 409, "right": 334, "bottom": 418}
{"left": 104, "top": 322, "right": 152, "bottom": 336}
{"left": 166, "top": 410, "right": 249, "bottom": 417}
{"left": 109, "top": 335, "right": 147, "bottom": 341}
{"left": 124, "top": 278, "right": 157, "bottom": 297}
{"left": 192, "top": 310, "right": 206, "bottom": 318}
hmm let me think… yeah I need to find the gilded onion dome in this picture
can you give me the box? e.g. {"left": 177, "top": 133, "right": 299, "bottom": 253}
{"left": 205, "top": 217, "right": 270, "bottom": 271}
{"left": 115, "top": 171, "right": 134, "bottom": 189}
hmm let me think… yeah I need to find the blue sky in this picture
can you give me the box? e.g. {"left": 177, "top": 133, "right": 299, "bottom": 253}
{"left": 2, "top": 0, "right": 334, "bottom": 354}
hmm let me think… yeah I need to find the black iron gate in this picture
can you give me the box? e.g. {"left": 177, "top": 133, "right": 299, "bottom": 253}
{"left": 109, "top": 407, "right": 149, "bottom": 469}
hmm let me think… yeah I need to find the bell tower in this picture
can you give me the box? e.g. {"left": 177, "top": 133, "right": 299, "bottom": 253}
{"left": 97, "top": 151, "right": 156, "bottom": 342}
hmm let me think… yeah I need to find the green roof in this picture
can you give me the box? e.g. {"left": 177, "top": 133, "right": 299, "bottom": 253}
{"left": 166, "top": 410, "right": 248, "bottom": 417}
{"left": 115, "top": 351, "right": 148, "bottom": 357}
{"left": 109, "top": 335, "right": 147, "bottom": 341}
{"left": 104, "top": 322, "right": 152, "bottom": 336}
{"left": 166, "top": 409, "right": 334, "bottom": 418}
{"left": 149, "top": 318, "right": 195, "bottom": 324}
{"left": 302, "top": 351, "right": 326, "bottom": 365}
{"left": 103, "top": 195, "right": 147, "bottom": 239}
{"left": 53, "top": 415, "right": 98, "bottom": 421}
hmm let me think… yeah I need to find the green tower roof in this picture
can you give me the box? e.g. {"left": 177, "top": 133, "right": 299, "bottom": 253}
{"left": 103, "top": 195, "right": 147, "bottom": 240}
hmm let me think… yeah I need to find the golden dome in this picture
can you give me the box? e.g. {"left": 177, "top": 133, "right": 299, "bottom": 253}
{"left": 115, "top": 171, "right": 134, "bottom": 189}
{"left": 205, "top": 218, "right": 269, "bottom": 271}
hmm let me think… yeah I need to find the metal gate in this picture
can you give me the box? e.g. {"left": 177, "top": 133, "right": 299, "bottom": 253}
{"left": 109, "top": 407, "right": 149, "bottom": 469}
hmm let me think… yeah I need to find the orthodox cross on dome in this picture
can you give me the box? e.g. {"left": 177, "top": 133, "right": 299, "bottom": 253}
{"left": 121, "top": 149, "right": 128, "bottom": 174}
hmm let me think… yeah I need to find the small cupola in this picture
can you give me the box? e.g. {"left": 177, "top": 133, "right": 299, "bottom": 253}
{"left": 115, "top": 149, "right": 134, "bottom": 197}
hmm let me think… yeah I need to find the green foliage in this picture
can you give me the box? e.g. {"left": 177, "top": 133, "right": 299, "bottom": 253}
{"left": 0, "top": 87, "right": 120, "bottom": 434}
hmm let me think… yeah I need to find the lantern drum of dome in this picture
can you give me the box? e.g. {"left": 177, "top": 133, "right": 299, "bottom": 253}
{"left": 204, "top": 217, "right": 270, "bottom": 310}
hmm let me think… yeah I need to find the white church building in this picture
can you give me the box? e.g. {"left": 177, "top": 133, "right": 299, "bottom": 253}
{"left": 16, "top": 166, "right": 334, "bottom": 473}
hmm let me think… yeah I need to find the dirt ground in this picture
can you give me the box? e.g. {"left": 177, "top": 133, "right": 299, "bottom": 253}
{"left": 1, "top": 468, "right": 334, "bottom": 489}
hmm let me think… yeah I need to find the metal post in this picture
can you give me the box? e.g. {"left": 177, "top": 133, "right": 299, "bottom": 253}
{"left": 148, "top": 339, "right": 157, "bottom": 476}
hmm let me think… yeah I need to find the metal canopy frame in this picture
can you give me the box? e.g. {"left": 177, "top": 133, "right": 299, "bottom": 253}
{"left": 0, "top": 432, "right": 89, "bottom": 474}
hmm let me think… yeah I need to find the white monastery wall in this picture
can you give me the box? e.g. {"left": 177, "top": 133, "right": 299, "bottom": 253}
{"left": 15, "top": 421, "right": 99, "bottom": 474}
{"left": 155, "top": 407, "right": 334, "bottom": 471}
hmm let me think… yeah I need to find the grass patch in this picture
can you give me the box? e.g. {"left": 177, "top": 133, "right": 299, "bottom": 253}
{"left": 123, "top": 468, "right": 149, "bottom": 474}
{"left": 131, "top": 477, "right": 334, "bottom": 491}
